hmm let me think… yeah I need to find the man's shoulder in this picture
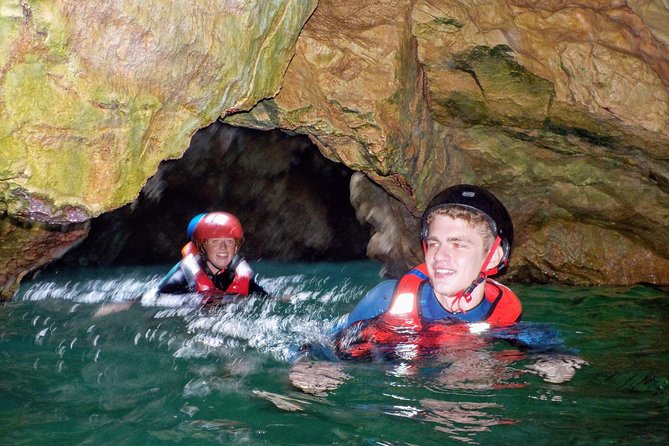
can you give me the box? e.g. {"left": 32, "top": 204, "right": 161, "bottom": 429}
{"left": 355, "top": 279, "right": 398, "bottom": 309}
{"left": 344, "top": 279, "right": 398, "bottom": 327}
{"left": 366, "top": 279, "right": 398, "bottom": 297}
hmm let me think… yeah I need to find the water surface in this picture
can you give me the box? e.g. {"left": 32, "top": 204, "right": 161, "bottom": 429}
{"left": 1, "top": 262, "right": 668, "bottom": 445}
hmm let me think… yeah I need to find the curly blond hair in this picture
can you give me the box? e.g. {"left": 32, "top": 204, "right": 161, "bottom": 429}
{"left": 426, "top": 205, "right": 495, "bottom": 253}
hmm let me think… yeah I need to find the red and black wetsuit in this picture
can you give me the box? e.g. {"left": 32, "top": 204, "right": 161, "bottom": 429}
{"left": 157, "top": 251, "right": 267, "bottom": 298}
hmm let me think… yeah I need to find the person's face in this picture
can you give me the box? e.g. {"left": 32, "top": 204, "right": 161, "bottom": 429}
{"left": 203, "top": 238, "right": 238, "bottom": 271}
{"left": 424, "top": 215, "right": 495, "bottom": 302}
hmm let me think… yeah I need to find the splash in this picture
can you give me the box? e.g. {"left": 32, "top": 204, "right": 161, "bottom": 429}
{"left": 16, "top": 264, "right": 369, "bottom": 365}
{"left": 156, "top": 274, "right": 367, "bottom": 363}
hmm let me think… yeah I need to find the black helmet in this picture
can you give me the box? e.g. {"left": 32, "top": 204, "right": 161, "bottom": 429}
{"left": 420, "top": 184, "right": 513, "bottom": 269}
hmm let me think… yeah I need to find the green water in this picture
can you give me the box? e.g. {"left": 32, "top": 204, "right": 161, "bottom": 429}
{"left": 1, "top": 261, "right": 668, "bottom": 445}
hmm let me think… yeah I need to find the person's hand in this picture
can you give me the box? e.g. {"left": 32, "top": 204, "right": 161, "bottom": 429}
{"left": 525, "top": 354, "right": 588, "bottom": 383}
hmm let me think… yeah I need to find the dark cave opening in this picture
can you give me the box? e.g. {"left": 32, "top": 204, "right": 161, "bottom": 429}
{"left": 53, "top": 122, "right": 371, "bottom": 268}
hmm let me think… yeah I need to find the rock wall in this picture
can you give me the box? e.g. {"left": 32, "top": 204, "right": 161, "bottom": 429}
{"left": 226, "top": 0, "right": 669, "bottom": 285}
{"left": 1, "top": 0, "right": 669, "bottom": 298}
{"left": 0, "top": 0, "right": 317, "bottom": 298}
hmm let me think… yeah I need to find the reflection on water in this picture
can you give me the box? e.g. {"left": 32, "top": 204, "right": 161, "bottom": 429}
{"left": 2, "top": 263, "right": 669, "bottom": 445}
{"left": 420, "top": 399, "right": 517, "bottom": 443}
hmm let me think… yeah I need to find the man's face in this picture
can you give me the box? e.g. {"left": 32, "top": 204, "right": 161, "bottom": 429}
{"left": 203, "top": 238, "right": 238, "bottom": 271}
{"left": 424, "top": 214, "right": 490, "bottom": 301}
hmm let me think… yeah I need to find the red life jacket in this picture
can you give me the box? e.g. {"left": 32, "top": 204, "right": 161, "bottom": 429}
{"left": 180, "top": 242, "right": 252, "bottom": 296}
{"left": 337, "top": 263, "right": 522, "bottom": 358}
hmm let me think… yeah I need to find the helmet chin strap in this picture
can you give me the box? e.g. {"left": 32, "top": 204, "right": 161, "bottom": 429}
{"left": 451, "top": 235, "right": 504, "bottom": 314}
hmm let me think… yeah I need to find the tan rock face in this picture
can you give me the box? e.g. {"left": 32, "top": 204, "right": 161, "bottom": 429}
{"left": 226, "top": 0, "right": 669, "bottom": 285}
{"left": 410, "top": 0, "right": 669, "bottom": 284}
{"left": 1, "top": 0, "right": 669, "bottom": 297}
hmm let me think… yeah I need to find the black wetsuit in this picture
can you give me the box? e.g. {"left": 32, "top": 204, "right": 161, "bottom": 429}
{"left": 157, "top": 254, "right": 268, "bottom": 296}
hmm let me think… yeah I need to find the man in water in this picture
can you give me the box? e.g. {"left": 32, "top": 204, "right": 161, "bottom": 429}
{"left": 288, "top": 185, "right": 584, "bottom": 394}
{"left": 154, "top": 211, "right": 267, "bottom": 301}
{"left": 290, "top": 185, "right": 587, "bottom": 395}
{"left": 289, "top": 184, "right": 523, "bottom": 394}
{"left": 334, "top": 184, "right": 521, "bottom": 358}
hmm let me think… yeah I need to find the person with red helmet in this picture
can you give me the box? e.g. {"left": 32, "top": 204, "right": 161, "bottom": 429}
{"left": 156, "top": 211, "right": 267, "bottom": 302}
{"left": 334, "top": 184, "right": 522, "bottom": 359}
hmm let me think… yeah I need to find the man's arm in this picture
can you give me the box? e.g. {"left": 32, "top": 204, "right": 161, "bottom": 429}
{"left": 248, "top": 278, "right": 269, "bottom": 297}
{"left": 156, "top": 262, "right": 192, "bottom": 294}
{"left": 334, "top": 280, "right": 397, "bottom": 334}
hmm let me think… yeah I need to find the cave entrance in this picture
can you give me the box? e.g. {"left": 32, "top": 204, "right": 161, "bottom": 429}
{"left": 56, "top": 122, "right": 370, "bottom": 268}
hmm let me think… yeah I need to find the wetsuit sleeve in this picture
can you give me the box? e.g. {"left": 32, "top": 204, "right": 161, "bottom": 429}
{"left": 336, "top": 280, "right": 397, "bottom": 332}
{"left": 156, "top": 262, "right": 192, "bottom": 294}
{"left": 248, "top": 278, "right": 268, "bottom": 297}
{"left": 492, "top": 323, "right": 574, "bottom": 353}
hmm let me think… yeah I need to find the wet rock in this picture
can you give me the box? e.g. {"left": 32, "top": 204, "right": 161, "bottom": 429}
{"left": 226, "top": 0, "right": 669, "bottom": 285}
{"left": 2, "top": 0, "right": 669, "bottom": 295}
{"left": 0, "top": 217, "right": 89, "bottom": 299}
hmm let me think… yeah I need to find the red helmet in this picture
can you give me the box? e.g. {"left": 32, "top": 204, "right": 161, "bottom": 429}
{"left": 191, "top": 212, "right": 244, "bottom": 243}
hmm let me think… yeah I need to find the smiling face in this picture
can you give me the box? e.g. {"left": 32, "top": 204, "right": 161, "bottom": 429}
{"left": 203, "top": 237, "right": 238, "bottom": 271}
{"left": 424, "top": 213, "right": 500, "bottom": 309}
